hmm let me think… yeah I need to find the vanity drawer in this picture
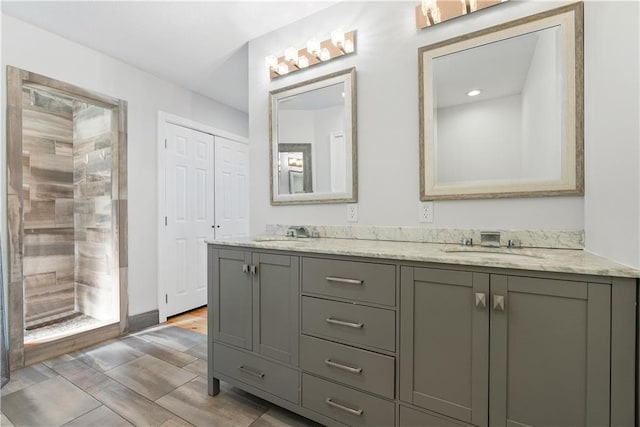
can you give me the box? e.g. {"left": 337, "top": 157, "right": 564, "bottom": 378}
{"left": 302, "top": 257, "right": 396, "bottom": 306}
{"left": 302, "top": 296, "right": 396, "bottom": 352}
{"left": 400, "top": 405, "right": 470, "bottom": 427}
{"left": 213, "top": 343, "right": 299, "bottom": 404}
{"left": 302, "top": 373, "right": 395, "bottom": 427}
{"left": 301, "top": 335, "right": 395, "bottom": 399}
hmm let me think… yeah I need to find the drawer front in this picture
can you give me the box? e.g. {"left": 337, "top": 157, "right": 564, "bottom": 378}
{"left": 303, "top": 257, "right": 396, "bottom": 306}
{"left": 301, "top": 335, "right": 395, "bottom": 399}
{"left": 302, "top": 297, "right": 396, "bottom": 352}
{"left": 400, "top": 405, "right": 470, "bottom": 427}
{"left": 302, "top": 374, "right": 395, "bottom": 427}
{"left": 213, "top": 343, "right": 299, "bottom": 404}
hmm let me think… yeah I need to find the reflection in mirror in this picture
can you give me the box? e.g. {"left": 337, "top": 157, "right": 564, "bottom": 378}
{"left": 270, "top": 68, "right": 356, "bottom": 204}
{"left": 420, "top": 3, "right": 583, "bottom": 200}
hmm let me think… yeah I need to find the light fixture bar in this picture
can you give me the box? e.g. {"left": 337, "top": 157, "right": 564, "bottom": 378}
{"left": 416, "top": 0, "right": 506, "bottom": 29}
{"left": 266, "top": 30, "right": 357, "bottom": 80}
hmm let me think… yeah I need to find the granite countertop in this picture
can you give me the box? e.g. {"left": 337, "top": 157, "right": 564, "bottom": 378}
{"left": 206, "top": 237, "right": 640, "bottom": 279}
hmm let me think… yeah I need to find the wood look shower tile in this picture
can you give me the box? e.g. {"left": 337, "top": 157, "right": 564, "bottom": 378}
{"left": 156, "top": 377, "right": 268, "bottom": 427}
{"left": 105, "top": 354, "right": 197, "bottom": 401}
{"left": 63, "top": 405, "right": 133, "bottom": 427}
{"left": 137, "top": 325, "right": 206, "bottom": 352}
{"left": 32, "top": 182, "right": 74, "bottom": 200}
{"left": 23, "top": 135, "right": 56, "bottom": 155}
{"left": 121, "top": 336, "right": 197, "bottom": 368}
{"left": 1, "top": 376, "right": 100, "bottom": 426}
{"left": 23, "top": 107, "right": 73, "bottom": 142}
{"left": 89, "top": 378, "right": 181, "bottom": 426}
{"left": 55, "top": 141, "right": 73, "bottom": 157}
{"left": 24, "top": 200, "right": 55, "bottom": 228}
{"left": 0, "top": 363, "right": 57, "bottom": 397}
{"left": 74, "top": 339, "right": 143, "bottom": 372}
{"left": 55, "top": 199, "right": 75, "bottom": 227}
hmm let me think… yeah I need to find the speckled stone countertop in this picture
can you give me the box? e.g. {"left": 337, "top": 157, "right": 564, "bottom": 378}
{"left": 207, "top": 237, "right": 640, "bottom": 279}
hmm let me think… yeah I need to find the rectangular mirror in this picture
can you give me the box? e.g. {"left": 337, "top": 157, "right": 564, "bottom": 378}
{"left": 419, "top": 3, "right": 583, "bottom": 200}
{"left": 270, "top": 68, "right": 356, "bottom": 204}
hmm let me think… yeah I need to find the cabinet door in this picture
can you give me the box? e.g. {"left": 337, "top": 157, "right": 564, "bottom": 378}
{"left": 490, "top": 275, "right": 610, "bottom": 427}
{"left": 252, "top": 253, "right": 299, "bottom": 365}
{"left": 210, "top": 248, "right": 253, "bottom": 350}
{"left": 400, "top": 267, "right": 489, "bottom": 427}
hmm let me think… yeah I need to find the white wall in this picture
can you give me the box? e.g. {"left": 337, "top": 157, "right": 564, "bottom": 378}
{"left": 583, "top": 1, "right": 640, "bottom": 268}
{"left": 249, "top": 1, "right": 639, "bottom": 268}
{"left": 1, "top": 14, "right": 249, "bottom": 316}
{"left": 436, "top": 95, "right": 522, "bottom": 184}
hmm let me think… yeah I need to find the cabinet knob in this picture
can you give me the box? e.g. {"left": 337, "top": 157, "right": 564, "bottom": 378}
{"left": 250, "top": 265, "right": 257, "bottom": 275}
{"left": 475, "top": 292, "right": 487, "bottom": 309}
{"left": 493, "top": 295, "right": 505, "bottom": 311}
{"left": 242, "top": 264, "right": 249, "bottom": 274}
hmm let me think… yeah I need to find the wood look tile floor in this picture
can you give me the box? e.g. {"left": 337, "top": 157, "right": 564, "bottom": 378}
{"left": 1, "top": 310, "right": 321, "bottom": 427}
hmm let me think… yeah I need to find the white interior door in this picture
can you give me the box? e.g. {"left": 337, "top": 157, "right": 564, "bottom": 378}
{"left": 214, "top": 136, "right": 249, "bottom": 239}
{"left": 165, "top": 123, "right": 214, "bottom": 316}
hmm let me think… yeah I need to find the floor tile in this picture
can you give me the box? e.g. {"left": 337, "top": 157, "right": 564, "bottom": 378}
{"left": 89, "top": 378, "right": 181, "bottom": 426}
{"left": 1, "top": 375, "right": 101, "bottom": 426}
{"left": 158, "top": 417, "right": 195, "bottom": 427}
{"left": 182, "top": 358, "right": 207, "bottom": 378}
{"left": 185, "top": 341, "right": 207, "bottom": 360}
{"left": 73, "top": 339, "right": 144, "bottom": 371}
{"left": 1, "top": 362, "right": 58, "bottom": 397}
{"left": 136, "top": 325, "right": 206, "bottom": 352}
{"left": 121, "top": 336, "right": 197, "bottom": 367}
{"left": 63, "top": 405, "right": 133, "bottom": 427}
{"left": 42, "top": 353, "right": 76, "bottom": 369}
{"left": 250, "top": 406, "right": 323, "bottom": 427}
{"left": 105, "top": 354, "right": 197, "bottom": 400}
{"left": 48, "top": 357, "right": 111, "bottom": 394}
{"left": 156, "top": 377, "right": 269, "bottom": 427}
{"left": 1, "top": 412, "right": 15, "bottom": 427}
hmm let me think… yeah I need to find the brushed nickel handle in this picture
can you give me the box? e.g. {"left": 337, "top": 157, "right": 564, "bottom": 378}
{"left": 325, "top": 317, "right": 364, "bottom": 329}
{"left": 493, "top": 295, "right": 505, "bottom": 311}
{"left": 325, "top": 398, "right": 363, "bottom": 416}
{"left": 324, "top": 359, "right": 363, "bottom": 374}
{"left": 475, "top": 292, "right": 486, "bottom": 309}
{"left": 242, "top": 264, "right": 249, "bottom": 274}
{"left": 238, "top": 365, "right": 265, "bottom": 379}
{"left": 325, "top": 276, "right": 363, "bottom": 285}
{"left": 249, "top": 265, "right": 257, "bottom": 275}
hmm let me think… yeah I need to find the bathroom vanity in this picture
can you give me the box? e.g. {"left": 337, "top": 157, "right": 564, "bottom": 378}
{"left": 207, "top": 238, "right": 638, "bottom": 427}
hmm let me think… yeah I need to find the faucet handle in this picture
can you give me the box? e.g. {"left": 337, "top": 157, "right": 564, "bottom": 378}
{"left": 507, "top": 239, "right": 522, "bottom": 248}
{"left": 460, "top": 237, "right": 473, "bottom": 246}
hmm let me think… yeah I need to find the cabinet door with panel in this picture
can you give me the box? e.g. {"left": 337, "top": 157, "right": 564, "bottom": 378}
{"left": 490, "top": 275, "right": 611, "bottom": 427}
{"left": 400, "top": 266, "right": 489, "bottom": 427}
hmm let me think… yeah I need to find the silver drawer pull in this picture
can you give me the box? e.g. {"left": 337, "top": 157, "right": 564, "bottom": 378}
{"left": 325, "top": 398, "right": 363, "bottom": 416}
{"left": 325, "top": 317, "right": 364, "bottom": 329}
{"left": 238, "top": 365, "right": 265, "bottom": 379}
{"left": 324, "top": 359, "right": 363, "bottom": 374}
{"left": 325, "top": 276, "right": 363, "bottom": 285}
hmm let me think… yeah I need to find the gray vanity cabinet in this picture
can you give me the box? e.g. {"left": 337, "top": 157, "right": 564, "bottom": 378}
{"left": 400, "top": 267, "right": 612, "bottom": 427}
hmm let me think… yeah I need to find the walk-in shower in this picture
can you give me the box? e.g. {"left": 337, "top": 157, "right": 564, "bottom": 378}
{"left": 6, "top": 66, "right": 128, "bottom": 368}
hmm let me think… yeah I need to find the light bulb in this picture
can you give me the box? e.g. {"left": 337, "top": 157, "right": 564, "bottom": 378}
{"left": 306, "top": 38, "right": 321, "bottom": 56}
{"left": 277, "top": 63, "right": 289, "bottom": 75}
{"left": 421, "top": 0, "right": 436, "bottom": 15}
{"left": 467, "top": 89, "right": 481, "bottom": 97}
{"left": 320, "top": 48, "right": 331, "bottom": 62}
{"left": 331, "top": 29, "right": 345, "bottom": 48}
{"left": 297, "top": 55, "right": 309, "bottom": 68}
{"left": 344, "top": 39, "right": 354, "bottom": 54}
{"left": 284, "top": 46, "right": 298, "bottom": 63}
{"left": 265, "top": 55, "right": 278, "bottom": 70}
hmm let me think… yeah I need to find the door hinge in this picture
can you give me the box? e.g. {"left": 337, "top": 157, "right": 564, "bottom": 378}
{"left": 165, "top": 216, "right": 167, "bottom": 226}
{"left": 165, "top": 294, "right": 168, "bottom": 304}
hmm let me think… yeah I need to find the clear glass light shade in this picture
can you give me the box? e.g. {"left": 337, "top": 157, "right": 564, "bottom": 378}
{"left": 284, "top": 46, "right": 298, "bottom": 63}
{"left": 306, "top": 38, "right": 321, "bottom": 55}
{"left": 265, "top": 55, "right": 278, "bottom": 70}
{"left": 421, "top": 0, "right": 437, "bottom": 15}
{"left": 277, "top": 63, "right": 289, "bottom": 75}
{"left": 331, "top": 29, "right": 345, "bottom": 47}
{"left": 297, "top": 55, "right": 310, "bottom": 68}
{"left": 320, "top": 48, "right": 331, "bottom": 62}
{"left": 344, "top": 39, "right": 354, "bottom": 54}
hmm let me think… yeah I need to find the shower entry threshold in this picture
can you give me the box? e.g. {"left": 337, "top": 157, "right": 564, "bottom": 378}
{"left": 24, "top": 314, "right": 115, "bottom": 345}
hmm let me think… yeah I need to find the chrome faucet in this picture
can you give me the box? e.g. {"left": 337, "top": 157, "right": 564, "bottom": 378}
{"left": 286, "top": 226, "right": 309, "bottom": 238}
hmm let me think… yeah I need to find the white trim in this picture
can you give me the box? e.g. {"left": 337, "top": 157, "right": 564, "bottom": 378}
{"left": 157, "top": 111, "right": 248, "bottom": 323}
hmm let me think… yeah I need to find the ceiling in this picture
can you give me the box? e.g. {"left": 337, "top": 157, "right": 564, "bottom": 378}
{"left": 1, "top": 1, "right": 340, "bottom": 113}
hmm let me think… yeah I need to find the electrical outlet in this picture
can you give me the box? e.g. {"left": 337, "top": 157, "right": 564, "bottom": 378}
{"left": 418, "top": 201, "right": 434, "bottom": 223}
{"left": 347, "top": 204, "right": 359, "bottom": 222}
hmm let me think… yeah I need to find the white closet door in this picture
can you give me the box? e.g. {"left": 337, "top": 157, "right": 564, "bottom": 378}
{"left": 214, "top": 136, "right": 249, "bottom": 239}
{"left": 165, "top": 123, "right": 214, "bottom": 316}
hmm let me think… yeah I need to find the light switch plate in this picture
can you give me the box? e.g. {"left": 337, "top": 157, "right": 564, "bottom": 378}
{"left": 347, "top": 204, "right": 359, "bottom": 222}
{"left": 418, "top": 201, "right": 434, "bottom": 223}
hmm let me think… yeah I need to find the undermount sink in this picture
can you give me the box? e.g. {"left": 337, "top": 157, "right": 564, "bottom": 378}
{"left": 443, "top": 248, "right": 543, "bottom": 259}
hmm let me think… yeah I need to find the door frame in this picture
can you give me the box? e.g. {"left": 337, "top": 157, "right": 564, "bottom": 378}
{"left": 157, "top": 111, "right": 247, "bottom": 322}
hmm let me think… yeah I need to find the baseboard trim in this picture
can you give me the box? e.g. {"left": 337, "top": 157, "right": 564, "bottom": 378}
{"left": 127, "top": 310, "right": 159, "bottom": 332}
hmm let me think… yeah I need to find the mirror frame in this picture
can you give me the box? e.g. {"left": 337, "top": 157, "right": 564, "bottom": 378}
{"left": 419, "top": 2, "right": 584, "bottom": 200}
{"left": 269, "top": 67, "right": 357, "bottom": 205}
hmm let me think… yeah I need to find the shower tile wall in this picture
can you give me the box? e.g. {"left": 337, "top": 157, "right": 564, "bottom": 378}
{"left": 21, "top": 88, "right": 75, "bottom": 328}
{"left": 73, "top": 104, "right": 115, "bottom": 320}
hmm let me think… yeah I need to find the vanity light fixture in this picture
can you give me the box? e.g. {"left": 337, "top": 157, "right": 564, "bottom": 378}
{"left": 467, "top": 89, "right": 481, "bottom": 96}
{"left": 264, "top": 30, "right": 357, "bottom": 79}
{"left": 416, "top": 0, "right": 508, "bottom": 29}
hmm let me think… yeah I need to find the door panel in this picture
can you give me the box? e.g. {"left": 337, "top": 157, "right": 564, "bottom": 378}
{"left": 490, "top": 275, "right": 610, "bottom": 427}
{"left": 215, "top": 136, "right": 249, "bottom": 239}
{"left": 400, "top": 267, "right": 488, "bottom": 427}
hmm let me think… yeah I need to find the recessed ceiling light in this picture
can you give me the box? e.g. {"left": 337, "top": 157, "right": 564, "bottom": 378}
{"left": 467, "top": 89, "right": 481, "bottom": 97}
